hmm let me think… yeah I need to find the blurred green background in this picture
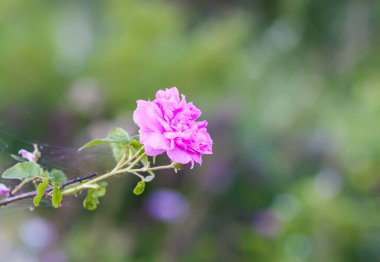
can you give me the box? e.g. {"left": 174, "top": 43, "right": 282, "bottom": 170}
{"left": 1, "top": 0, "right": 380, "bottom": 261}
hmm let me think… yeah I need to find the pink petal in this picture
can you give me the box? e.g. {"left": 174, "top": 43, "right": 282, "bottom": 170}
{"left": 0, "top": 183, "right": 10, "bottom": 196}
{"left": 18, "top": 149, "right": 36, "bottom": 162}
{"left": 133, "top": 100, "right": 163, "bottom": 132}
{"left": 144, "top": 145, "right": 165, "bottom": 156}
{"left": 141, "top": 132, "right": 171, "bottom": 150}
{"left": 166, "top": 147, "right": 193, "bottom": 165}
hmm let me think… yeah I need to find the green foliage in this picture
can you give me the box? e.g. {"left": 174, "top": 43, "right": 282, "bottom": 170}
{"left": 78, "top": 128, "right": 130, "bottom": 151}
{"left": 133, "top": 180, "right": 145, "bottom": 195}
{"left": 172, "top": 162, "right": 184, "bottom": 170}
{"left": 79, "top": 128, "right": 148, "bottom": 165}
{"left": 108, "top": 128, "right": 130, "bottom": 162}
{"left": 52, "top": 185, "right": 62, "bottom": 208}
{"left": 49, "top": 169, "right": 67, "bottom": 184}
{"left": 83, "top": 182, "right": 108, "bottom": 211}
{"left": 10, "top": 154, "right": 28, "bottom": 162}
{"left": 33, "top": 177, "right": 48, "bottom": 207}
{"left": 2, "top": 162, "right": 44, "bottom": 180}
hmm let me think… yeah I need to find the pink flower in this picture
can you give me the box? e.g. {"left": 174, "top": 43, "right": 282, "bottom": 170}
{"left": 18, "top": 149, "right": 37, "bottom": 162}
{"left": 133, "top": 87, "right": 213, "bottom": 167}
{"left": 18, "top": 144, "right": 41, "bottom": 163}
{"left": 0, "top": 183, "right": 10, "bottom": 196}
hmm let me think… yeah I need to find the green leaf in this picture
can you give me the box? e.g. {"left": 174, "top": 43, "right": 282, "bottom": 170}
{"left": 144, "top": 175, "right": 155, "bottom": 182}
{"left": 83, "top": 182, "right": 108, "bottom": 211}
{"left": 107, "top": 128, "right": 130, "bottom": 141}
{"left": 108, "top": 128, "right": 130, "bottom": 162}
{"left": 79, "top": 128, "right": 130, "bottom": 151}
{"left": 129, "top": 138, "right": 143, "bottom": 149}
{"left": 33, "top": 178, "right": 48, "bottom": 207}
{"left": 144, "top": 170, "right": 155, "bottom": 182}
{"left": 172, "top": 162, "right": 185, "bottom": 170}
{"left": 133, "top": 180, "right": 145, "bottom": 195}
{"left": 52, "top": 186, "right": 62, "bottom": 208}
{"left": 49, "top": 169, "right": 67, "bottom": 184}
{"left": 110, "top": 142, "right": 127, "bottom": 162}
{"left": 141, "top": 155, "right": 150, "bottom": 167}
{"left": 78, "top": 138, "right": 129, "bottom": 151}
{"left": 10, "top": 154, "right": 28, "bottom": 162}
{"left": 2, "top": 162, "right": 44, "bottom": 180}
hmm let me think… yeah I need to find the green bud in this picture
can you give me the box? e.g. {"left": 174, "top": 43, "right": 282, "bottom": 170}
{"left": 172, "top": 162, "right": 184, "bottom": 170}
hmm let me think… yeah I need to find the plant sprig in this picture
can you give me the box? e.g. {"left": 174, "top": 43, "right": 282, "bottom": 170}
{"left": 0, "top": 128, "right": 178, "bottom": 211}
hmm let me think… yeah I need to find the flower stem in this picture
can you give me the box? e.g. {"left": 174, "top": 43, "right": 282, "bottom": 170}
{"left": 0, "top": 151, "right": 176, "bottom": 207}
{"left": 0, "top": 173, "right": 97, "bottom": 207}
{"left": 61, "top": 152, "right": 148, "bottom": 196}
{"left": 11, "top": 177, "right": 35, "bottom": 195}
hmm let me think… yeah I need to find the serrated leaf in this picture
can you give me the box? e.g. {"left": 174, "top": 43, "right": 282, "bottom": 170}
{"left": 2, "top": 162, "right": 44, "bottom": 180}
{"left": 33, "top": 178, "right": 48, "bottom": 207}
{"left": 83, "top": 182, "right": 108, "bottom": 211}
{"left": 52, "top": 186, "right": 62, "bottom": 208}
{"left": 133, "top": 180, "right": 145, "bottom": 195}
{"left": 49, "top": 169, "right": 67, "bottom": 184}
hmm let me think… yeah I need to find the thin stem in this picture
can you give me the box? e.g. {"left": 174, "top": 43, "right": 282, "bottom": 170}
{"left": 0, "top": 149, "right": 175, "bottom": 207}
{"left": 0, "top": 173, "right": 97, "bottom": 207}
{"left": 61, "top": 152, "right": 147, "bottom": 196}
{"left": 130, "top": 171, "right": 144, "bottom": 180}
{"left": 118, "top": 147, "right": 144, "bottom": 169}
{"left": 129, "top": 164, "right": 173, "bottom": 173}
{"left": 11, "top": 177, "right": 35, "bottom": 195}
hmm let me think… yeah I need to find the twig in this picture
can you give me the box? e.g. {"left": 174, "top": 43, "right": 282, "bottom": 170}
{"left": 0, "top": 173, "right": 97, "bottom": 207}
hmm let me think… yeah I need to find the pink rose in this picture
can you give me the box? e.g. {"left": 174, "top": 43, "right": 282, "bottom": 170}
{"left": 133, "top": 87, "right": 213, "bottom": 167}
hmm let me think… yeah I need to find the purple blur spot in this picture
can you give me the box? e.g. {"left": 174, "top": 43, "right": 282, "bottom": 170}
{"left": 252, "top": 210, "right": 281, "bottom": 238}
{"left": 146, "top": 189, "right": 189, "bottom": 223}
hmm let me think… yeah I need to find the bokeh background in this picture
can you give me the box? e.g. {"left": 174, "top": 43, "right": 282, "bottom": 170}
{"left": 0, "top": 0, "right": 380, "bottom": 261}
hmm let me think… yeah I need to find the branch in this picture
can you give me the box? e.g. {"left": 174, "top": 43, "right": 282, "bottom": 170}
{"left": 0, "top": 173, "right": 97, "bottom": 207}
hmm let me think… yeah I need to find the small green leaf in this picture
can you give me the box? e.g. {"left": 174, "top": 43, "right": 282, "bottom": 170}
{"left": 141, "top": 155, "right": 150, "bottom": 168}
{"left": 144, "top": 170, "right": 155, "bottom": 182}
{"left": 172, "top": 162, "right": 185, "bottom": 170}
{"left": 49, "top": 169, "right": 67, "bottom": 184}
{"left": 83, "top": 182, "right": 108, "bottom": 211}
{"left": 129, "top": 138, "right": 143, "bottom": 149}
{"left": 144, "top": 175, "right": 155, "bottom": 182}
{"left": 108, "top": 128, "right": 130, "bottom": 162}
{"left": 10, "top": 154, "right": 28, "bottom": 162}
{"left": 107, "top": 128, "right": 130, "bottom": 141}
{"left": 33, "top": 178, "right": 48, "bottom": 207}
{"left": 133, "top": 180, "right": 145, "bottom": 195}
{"left": 79, "top": 128, "right": 130, "bottom": 151}
{"left": 79, "top": 138, "right": 130, "bottom": 151}
{"left": 2, "top": 162, "right": 44, "bottom": 180}
{"left": 110, "top": 143, "right": 127, "bottom": 162}
{"left": 52, "top": 186, "right": 62, "bottom": 208}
